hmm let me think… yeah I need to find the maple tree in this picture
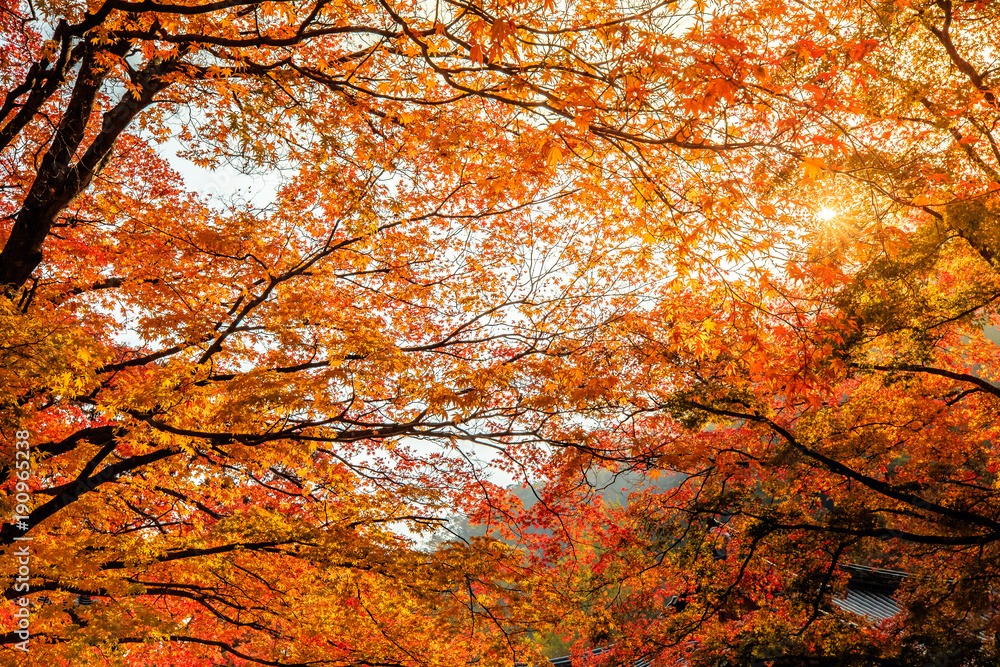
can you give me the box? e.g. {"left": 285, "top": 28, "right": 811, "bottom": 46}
{"left": 4, "top": 0, "right": 1000, "bottom": 665}
{"left": 0, "top": 0, "right": 670, "bottom": 663}
{"left": 505, "top": 1, "right": 1000, "bottom": 666}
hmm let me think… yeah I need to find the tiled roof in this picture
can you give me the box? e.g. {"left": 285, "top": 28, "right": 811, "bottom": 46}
{"left": 832, "top": 588, "right": 901, "bottom": 621}
{"left": 535, "top": 646, "right": 653, "bottom": 667}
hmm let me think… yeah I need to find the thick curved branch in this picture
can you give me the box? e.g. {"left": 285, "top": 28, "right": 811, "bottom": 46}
{"left": 684, "top": 400, "right": 1000, "bottom": 535}
{"left": 0, "top": 44, "right": 178, "bottom": 290}
{"left": 853, "top": 362, "right": 1000, "bottom": 400}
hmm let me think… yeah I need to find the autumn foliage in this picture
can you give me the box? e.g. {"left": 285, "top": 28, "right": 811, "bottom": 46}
{"left": 2, "top": 0, "right": 1000, "bottom": 665}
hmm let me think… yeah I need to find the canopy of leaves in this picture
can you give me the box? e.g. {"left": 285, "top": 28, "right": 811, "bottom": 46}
{"left": 2, "top": 0, "right": 1000, "bottom": 665}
